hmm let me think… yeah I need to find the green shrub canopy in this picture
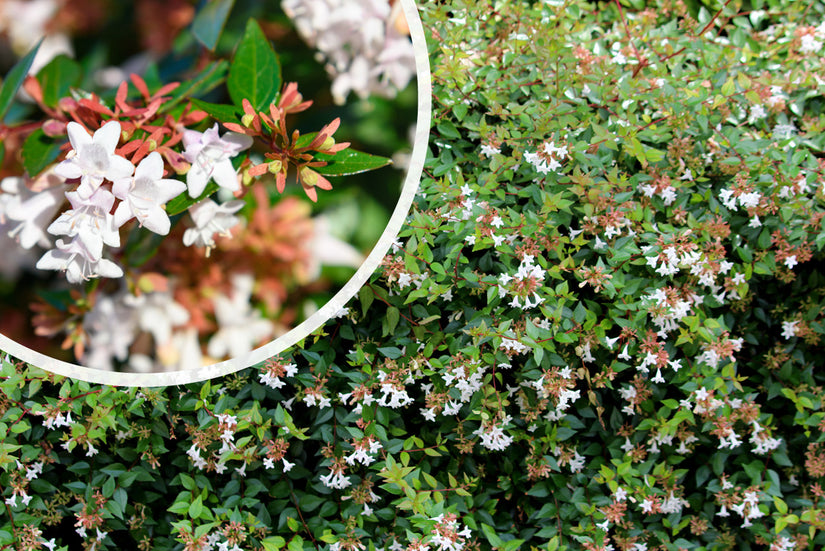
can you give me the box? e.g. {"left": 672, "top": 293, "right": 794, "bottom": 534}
{"left": 4, "top": 0, "right": 825, "bottom": 550}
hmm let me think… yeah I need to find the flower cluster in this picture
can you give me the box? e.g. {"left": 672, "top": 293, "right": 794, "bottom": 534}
{"left": 281, "top": 0, "right": 416, "bottom": 104}
{"left": 0, "top": 1, "right": 395, "bottom": 370}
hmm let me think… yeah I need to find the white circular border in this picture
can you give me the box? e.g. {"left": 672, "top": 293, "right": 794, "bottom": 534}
{"left": 0, "top": 0, "right": 431, "bottom": 387}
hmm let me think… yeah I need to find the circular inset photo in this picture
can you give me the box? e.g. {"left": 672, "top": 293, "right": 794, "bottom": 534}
{"left": 0, "top": 0, "right": 430, "bottom": 385}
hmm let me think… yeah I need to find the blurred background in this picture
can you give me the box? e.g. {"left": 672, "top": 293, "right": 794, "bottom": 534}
{"left": 0, "top": 0, "right": 418, "bottom": 367}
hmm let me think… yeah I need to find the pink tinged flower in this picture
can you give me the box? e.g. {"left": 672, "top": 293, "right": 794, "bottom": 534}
{"left": 113, "top": 152, "right": 186, "bottom": 235}
{"left": 181, "top": 124, "right": 253, "bottom": 198}
{"left": 36, "top": 238, "right": 123, "bottom": 283}
{"left": 182, "top": 199, "right": 244, "bottom": 251}
{"left": 55, "top": 121, "right": 134, "bottom": 199}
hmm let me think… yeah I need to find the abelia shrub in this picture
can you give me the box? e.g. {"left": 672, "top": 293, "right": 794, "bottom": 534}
{"left": 4, "top": 1, "right": 825, "bottom": 551}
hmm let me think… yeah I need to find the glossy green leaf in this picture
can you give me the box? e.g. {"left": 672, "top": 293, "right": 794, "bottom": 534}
{"left": 313, "top": 149, "right": 392, "bottom": 176}
{"left": 0, "top": 39, "right": 42, "bottom": 122}
{"left": 262, "top": 537, "right": 286, "bottom": 551}
{"left": 188, "top": 495, "right": 203, "bottom": 519}
{"left": 191, "top": 0, "right": 235, "bottom": 51}
{"left": 190, "top": 98, "right": 242, "bottom": 123}
{"left": 165, "top": 182, "right": 219, "bottom": 216}
{"left": 481, "top": 524, "right": 505, "bottom": 547}
{"left": 37, "top": 54, "right": 82, "bottom": 108}
{"left": 160, "top": 60, "right": 229, "bottom": 114}
{"left": 21, "top": 129, "right": 62, "bottom": 177}
{"left": 228, "top": 19, "right": 281, "bottom": 111}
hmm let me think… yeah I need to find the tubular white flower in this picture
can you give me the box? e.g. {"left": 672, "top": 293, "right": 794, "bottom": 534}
{"left": 47, "top": 189, "right": 120, "bottom": 262}
{"left": 282, "top": 0, "right": 415, "bottom": 104}
{"left": 181, "top": 124, "right": 253, "bottom": 198}
{"left": 112, "top": 152, "right": 186, "bottom": 235}
{"left": 207, "top": 273, "right": 273, "bottom": 359}
{"left": 36, "top": 237, "right": 123, "bottom": 283}
{"left": 55, "top": 121, "right": 135, "bottom": 200}
{"left": 0, "top": 172, "right": 64, "bottom": 250}
{"left": 182, "top": 199, "right": 244, "bottom": 251}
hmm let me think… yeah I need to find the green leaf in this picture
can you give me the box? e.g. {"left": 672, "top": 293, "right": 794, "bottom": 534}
{"left": 190, "top": 98, "right": 242, "bottom": 123}
{"left": 262, "top": 537, "right": 286, "bottom": 551}
{"left": 168, "top": 500, "right": 190, "bottom": 515}
{"left": 436, "top": 120, "right": 461, "bottom": 140}
{"left": 37, "top": 54, "right": 82, "bottom": 108}
{"left": 22, "top": 129, "right": 62, "bottom": 177}
{"left": 481, "top": 524, "right": 505, "bottom": 547}
{"left": 313, "top": 149, "right": 392, "bottom": 177}
{"left": 188, "top": 495, "right": 203, "bottom": 519}
{"left": 386, "top": 306, "right": 400, "bottom": 334}
{"left": 774, "top": 497, "right": 788, "bottom": 515}
{"left": 377, "top": 347, "right": 403, "bottom": 359}
{"left": 160, "top": 60, "right": 229, "bottom": 114}
{"left": 501, "top": 540, "right": 525, "bottom": 551}
{"left": 0, "top": 39, "right": 41, "bottom": 122}
{"left": 359, "top": 285, "right": 374, "bottom": 316}
{"left": 228, "top": 19, "right": 281, "bottom": 111}
{"left": 166, "top": 182, "right": 219, "bottom": 216}
{"left": 192, "top": 0, "right": 236, "bottom": 51}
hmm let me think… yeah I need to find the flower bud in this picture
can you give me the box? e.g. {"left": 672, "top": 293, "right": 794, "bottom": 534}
{"left": 318, "top": 136, "right": 335, "bottom": 151}
{"left": 242, "top": 113, "right": 256, "bottom": 128}
{"left": 300, "top": 167, "right": 318, "bottom": 186}
{"left": 42, "top": 119, "right": 66, "bottom": 137}
{"left": 57, "top": 97, "right": 77, "bottom": 111}
{"left": 268, "top": 160, "right": 283, "bottom": 174}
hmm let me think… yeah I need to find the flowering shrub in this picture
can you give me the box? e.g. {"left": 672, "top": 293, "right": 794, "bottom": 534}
{"left": 8, "top": 0, "right": 825, "bottom": 550}
{"left": 0, "top": 0, "right": 416, "bottom": 372}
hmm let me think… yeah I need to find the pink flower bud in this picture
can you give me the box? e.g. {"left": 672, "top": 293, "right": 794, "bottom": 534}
{"left": 42, "top": 119, "right": 67, "bottom": 137}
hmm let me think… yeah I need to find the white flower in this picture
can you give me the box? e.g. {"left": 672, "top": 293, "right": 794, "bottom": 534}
{"left": 55, "top": 121, "right": 135, "bottom": 199}
{"left": 784, "top": 255, "right": 798, "bottom": 270}
{"left": 113, "top": 152, "right": 186, "bottom": 235}
{"left": 181, "top": 124, "right": 252, "bottom": 198}
{"left": 1, "top": 172, "right": 64, "bottom": 249}
{"left": 161, "top": 327, "right": 203, "bottom": 372}
{"left": 284, "top": 0, "right": 415, "bottom": 104}
{"left": 207, "top": 273, "right": 273, "bottom": 359}
{"left": 46, "top": 188, "right": 120, "bottom": 261}
{"left": 123, "top": 290, "right": 189, "bottom": 346}
{"left": 36, "top": 237, "right": 123, "bottom": 283}
{"left": 0, "top": 0, "right": 73, "bottom": 74}
{"left": 182, "top": 199, "right": 244, "bottom": 251}
{"left": 307, "top": 214, "right": 364, "bottom": 280}
{"left": 800, "top": 33, "right": 823, "bottom": 54}
{"left": 781, "top": 320, "right": 799, "bottom": 340}
{"left": 480, "top": 144, "right": 500, "bottom": 157}
{"left": 82, "top": 291, "right": 138, "bottom": 370}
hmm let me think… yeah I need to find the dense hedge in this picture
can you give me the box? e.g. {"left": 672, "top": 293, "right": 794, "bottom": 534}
{"left": 4, "top": 0, "right": 825, "bottom": 550}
